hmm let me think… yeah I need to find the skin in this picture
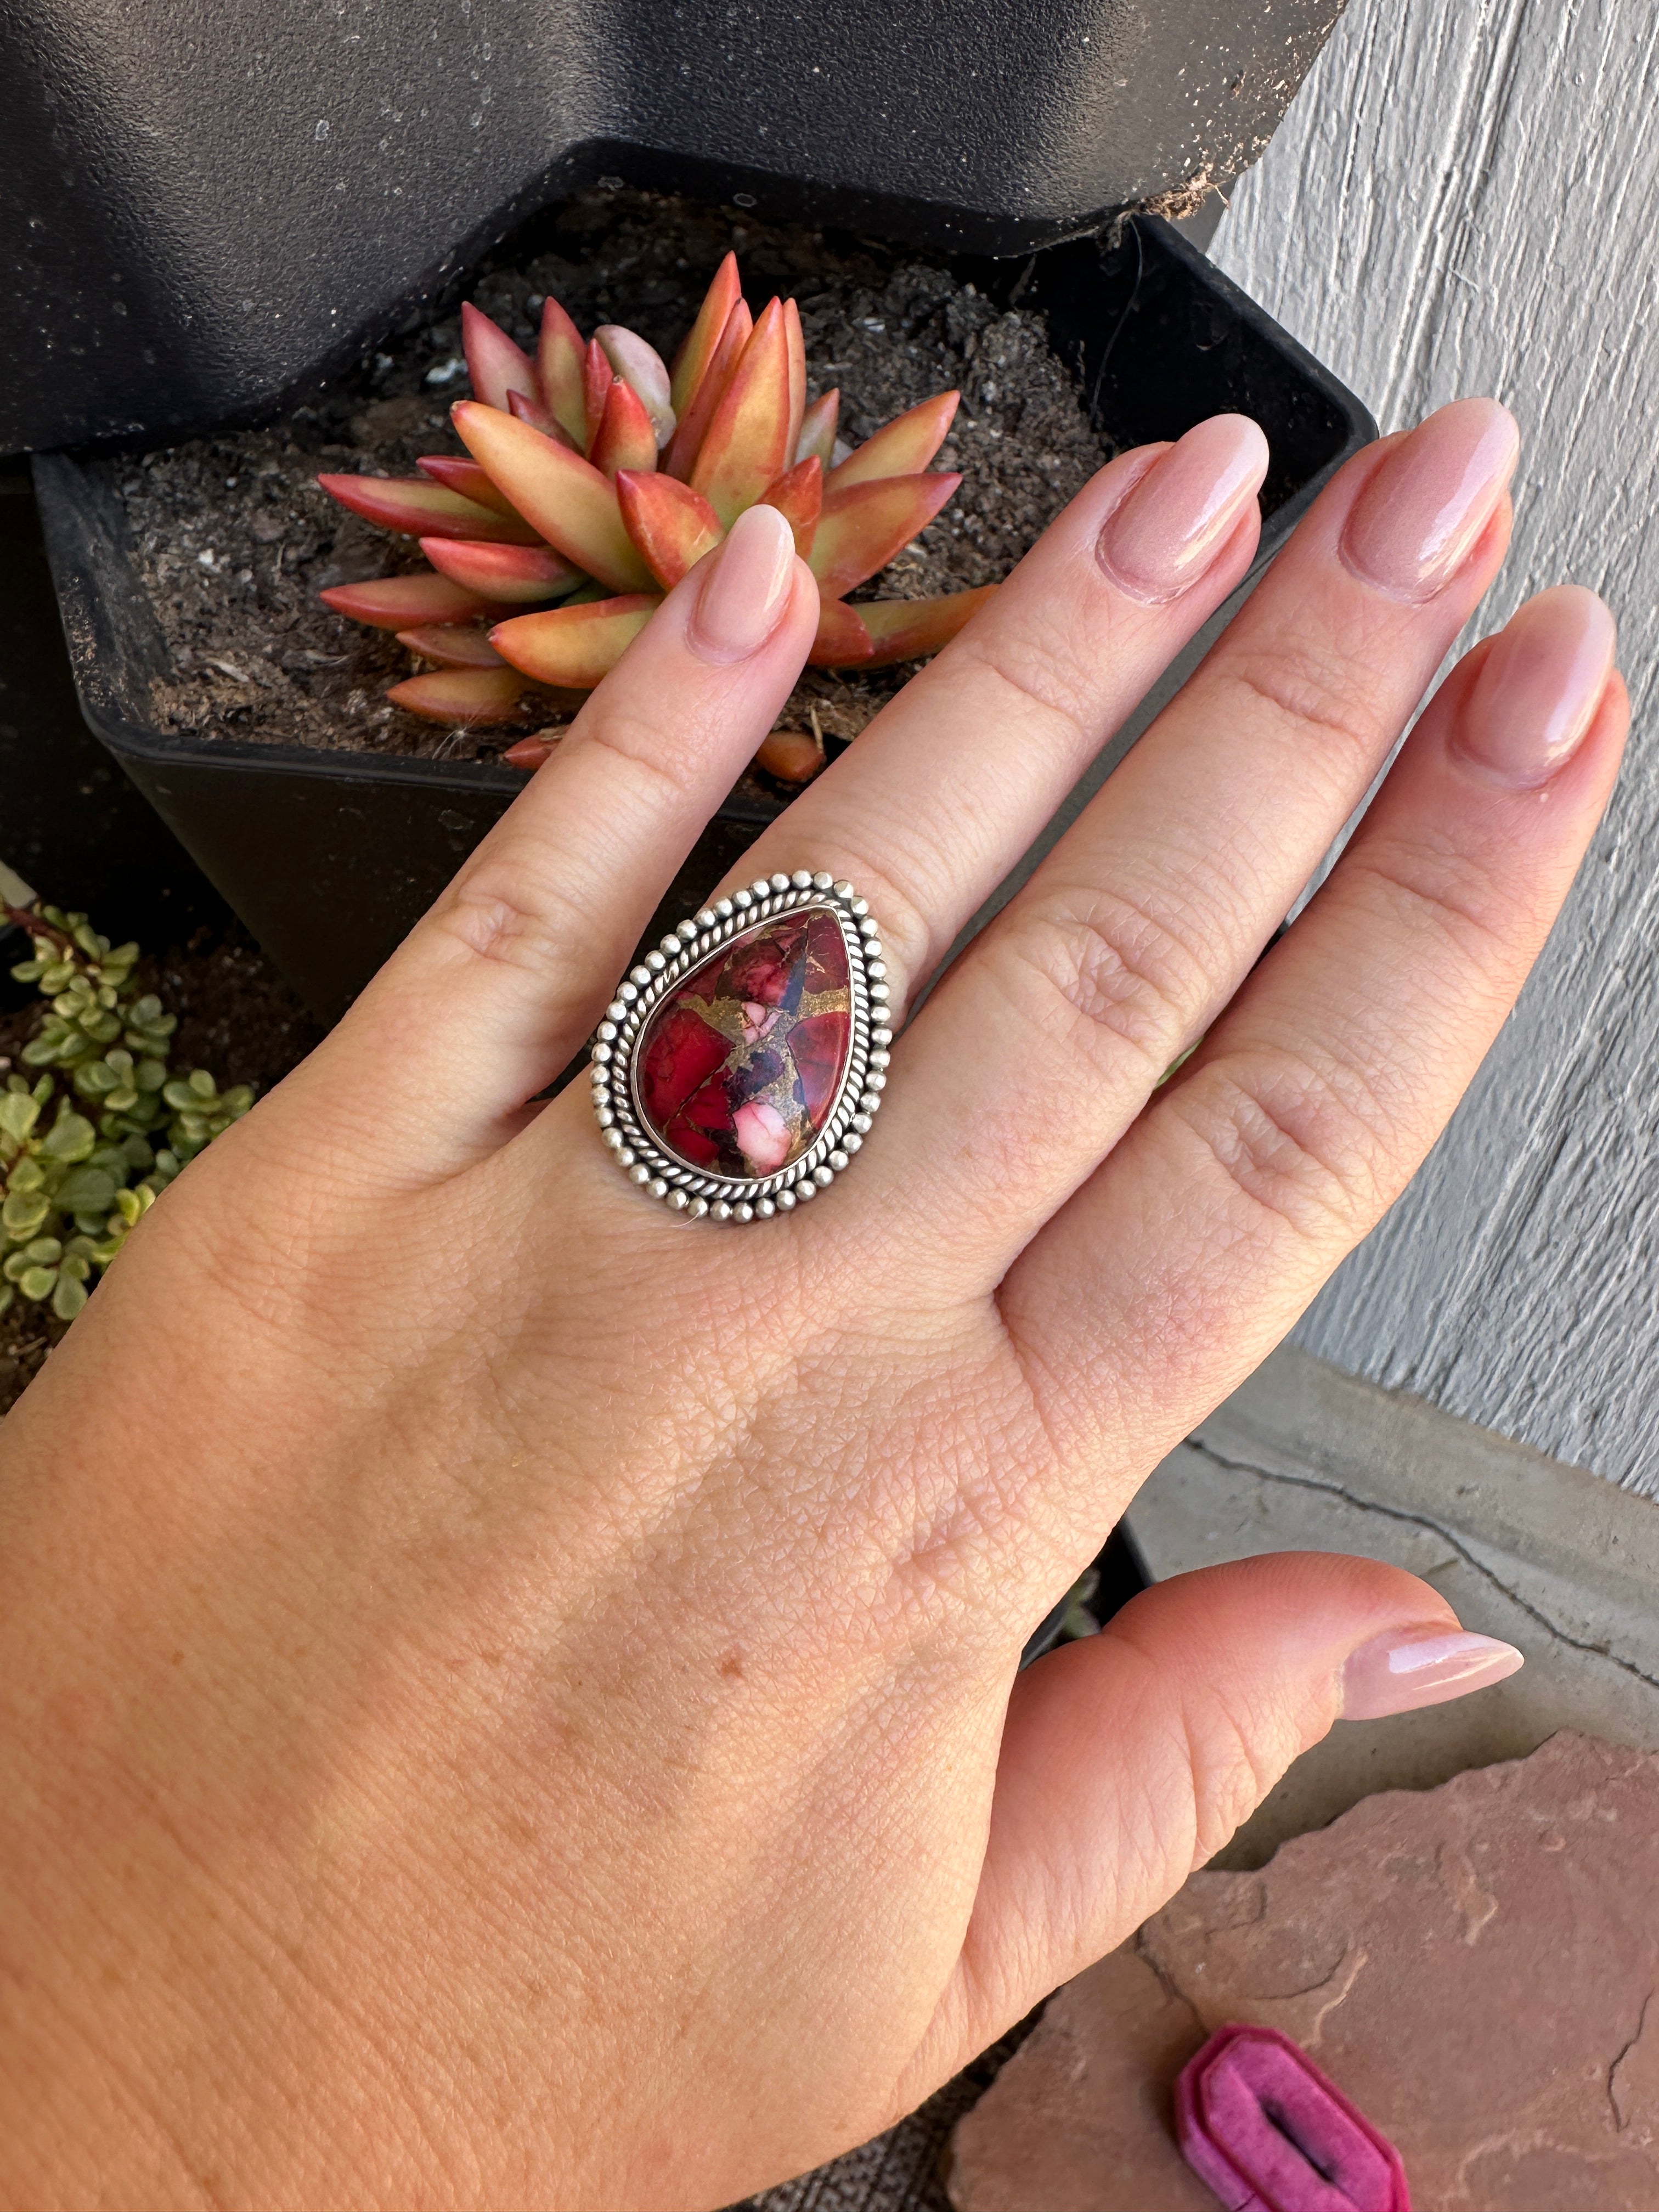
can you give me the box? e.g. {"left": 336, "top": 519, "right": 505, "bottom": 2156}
{"left": 0, "top": 405, "right": 1627, "bottom": 2210}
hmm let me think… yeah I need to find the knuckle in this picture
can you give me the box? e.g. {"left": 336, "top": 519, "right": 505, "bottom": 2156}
{"left": 951, "top": 627, "right": 1098, "bottom": 758}
{"left": 1346, "top": 841, "right": 1515, "bottom": 965}
{"left": 997, "top": 888, "right": 1208, "bottom": 1079}
{"left": 579, "top": 704, "right": 708, "bottom": 802}
{"left": 1220, "top": 639, "right": 1386, "bottom": 777}
{"left": 1173, "top": 1046, "right": 1392, "bottom": 1240}
{"left": 1177, "top": 1681, "right": 1294, "bottom": 1865}
{"left": 434, "top": 858, "right": 591, "bottom": 981}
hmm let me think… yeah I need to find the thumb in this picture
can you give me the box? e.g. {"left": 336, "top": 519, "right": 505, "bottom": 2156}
{"left": 947, "top": 1550, "right": 1520, "bottom": 2055}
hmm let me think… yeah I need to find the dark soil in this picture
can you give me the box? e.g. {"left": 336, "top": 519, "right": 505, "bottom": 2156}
{"left": 119, "top": 187, "right": 1111, "bottom": 772}
{"left": 0, "top": 921, "right": 323, "bottom": 1418}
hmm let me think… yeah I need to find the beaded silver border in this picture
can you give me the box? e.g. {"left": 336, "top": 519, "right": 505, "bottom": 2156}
{"left": 591, "top": 871, "right": 891, "bottom": 1220}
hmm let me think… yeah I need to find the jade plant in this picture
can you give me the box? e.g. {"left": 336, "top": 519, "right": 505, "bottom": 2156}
{"left": 317, "top": 254, "right": 995, "bottom": 749}
{"left": 1, "top": 906, "right": 253, "bottom": 1323}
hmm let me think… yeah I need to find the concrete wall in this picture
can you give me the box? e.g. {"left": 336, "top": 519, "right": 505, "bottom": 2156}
{"left": 1209, "top": 0, "right": 1659, "bottom": 1492}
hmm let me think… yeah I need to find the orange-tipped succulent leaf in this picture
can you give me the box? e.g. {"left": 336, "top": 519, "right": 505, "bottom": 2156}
{"left": 808, "top": 599, "right": 874, "bottom": 668}
{"left": 809, "top": 473, "right": 962, "bottom": 597}
{"left": 614, "top": 472, "right": 724, "bottom": 590}
{"left": 670, "top": 252, "right": 742, "bottom": 419}
{"left": 582, "top": 338, "right": 614, "bottom": 454}
{"left": 854, "top": 585, "right": 997, "bottom": 667}
{"left": 416, "top": 454, "right": 524, "bottom": 519}
{"left": 590, "top": 377, "right": 659, "bottom": 483}
{"left": 317, "top": 472, "right": 542, "bottom": 545}
{"left": 507, "top": 386, "right": 578, "bottom": 449}
{"left": 595, "top": 325, "right": 676, "bottom": 447}
{"left": 395, "top": 624, "right": 506, "bottom": 670}
{"left": 451, "top": 402, "right": 654, "bottom": 594}
{"left": 501, "top": 732, "right": 560, "bottom": 770}
{"left": 539, "top": 296, "right": 589, "bottom": 446}
{"left": 664, "top": 297, "right": 752, "bottom": 482}
{"left": 386, "top": 667, "right": 534, "bottom": 723}
{"left": 691, "top": 297, "right": 794, "bottom": 526}
{"left": 795, "top": 390, "right": 839, "bottom": 471}
{"left": 492, "top": 593, "right": 661, "bottom": 690}
{"left": 827, "top": 391, "right": 960, "bottom": 489}
{"left": 419, "top": 536, "right": 584, "bottom": 603}
{"left": 760, "top": 455, "right": 822, "bottom": 557}
{"left": 319, "top": 571, "right": 505, "bottom": 629}
{"left": 756, "top": 728, "right": 826, "bottom": 783}
{"left": 783, "top": 298, "right": 806, "bottom": 464}
{"left": 461, "top": 302, "right": 542, "bottom": 416}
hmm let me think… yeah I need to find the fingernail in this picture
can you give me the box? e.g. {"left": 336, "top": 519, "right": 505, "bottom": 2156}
{"left": 1455, "top": 584, "right": 1617, "bottom": 788}
{"left": 1340, "top": 398, "right": 1519, "bottom": 601}
{"left": 689, "top": 503, "right": 797, "bottom": 664}
{"left": 1340, "top": 1627, "right": 1523, "bottom": 1720}
{"left": 1096, "top": 415, "right": 1269, "bottom": 605}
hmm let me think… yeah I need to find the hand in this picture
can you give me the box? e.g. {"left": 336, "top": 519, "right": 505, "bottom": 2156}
{"left": 0, "top": 401, "right": 1624, "bottom": 2210}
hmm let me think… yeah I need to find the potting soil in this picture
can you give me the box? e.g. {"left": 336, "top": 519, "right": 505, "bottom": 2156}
{"left": 117, "top": 188, "right": 1111, "bottom": 774}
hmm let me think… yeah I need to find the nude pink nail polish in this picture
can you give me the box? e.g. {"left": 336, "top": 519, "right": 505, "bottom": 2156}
{"left": 1340, "top": 397, "right": 1519, "bottom": 602}
{"left": 1340, "top": 1627, "right": 1523, "bottom": 1720}
{"left": 1096, "top": 414, "right": 1269, "bottom": 605}
{"left": 1454, "top": 584, "right": 1617, "bottom": 788}
{"left": 689, "top": 502, "right": 796, "bottom": 663}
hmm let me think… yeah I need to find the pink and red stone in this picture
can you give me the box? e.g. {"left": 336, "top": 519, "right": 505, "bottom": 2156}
{"left": 636, "top": 910, "right": 853, "bottom": 1177}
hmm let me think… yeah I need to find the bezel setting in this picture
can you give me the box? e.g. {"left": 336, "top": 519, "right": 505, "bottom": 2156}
{"left": 592, "top": 872, "right": 890, "bottom": 1220}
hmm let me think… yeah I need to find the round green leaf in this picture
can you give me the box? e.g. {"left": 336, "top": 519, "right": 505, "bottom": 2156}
{"left": 2, "top": 1190, "right": 52, "bottom": 1237}
{"left": 40, "top": 1112, "right": 96, "bottom": 1163}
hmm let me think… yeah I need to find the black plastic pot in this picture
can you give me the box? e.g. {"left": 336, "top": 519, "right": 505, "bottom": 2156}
{"left": 34, "top": 215, "right": 1375, "bottom": 1024}
{"left": 2, "top": 0, "right": 1352, "bottom": 456}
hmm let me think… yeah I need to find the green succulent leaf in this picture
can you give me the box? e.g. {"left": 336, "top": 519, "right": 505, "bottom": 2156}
{"left": 0, "top": 1092, "right": 39, "bottom": 1142}
{"left": 2, "top": 1190, "right": 52, "bottom": 1237}
{"left": 57, "top": 1165, "right": 117, "bottom": 1211}
{"left": 40, "top": 1111, "right": 96, "bottom": 1163}
{"left": 0, "top": 904, "right": 258, "bottom": 1325}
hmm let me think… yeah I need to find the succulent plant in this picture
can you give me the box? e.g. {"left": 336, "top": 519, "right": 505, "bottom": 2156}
{"left": 1, "top": 906, "right": 254, "bottom": 1323}
{"left": 318, "top": 256, "right": 996, "bottom": 746}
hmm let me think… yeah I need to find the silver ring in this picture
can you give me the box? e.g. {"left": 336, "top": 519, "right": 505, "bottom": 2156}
{"left": 591, "top": 871, "right": 890, "bottom": 1220}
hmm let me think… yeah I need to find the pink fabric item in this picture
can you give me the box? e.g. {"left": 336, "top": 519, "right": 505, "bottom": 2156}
{"left": 1174, "top": 2025, "right": 1410, "bottom": 2211}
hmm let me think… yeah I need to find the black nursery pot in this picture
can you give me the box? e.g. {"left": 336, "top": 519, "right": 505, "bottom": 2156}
{"left": 33, "top": 216, "right": 1375, "bottom": 1025}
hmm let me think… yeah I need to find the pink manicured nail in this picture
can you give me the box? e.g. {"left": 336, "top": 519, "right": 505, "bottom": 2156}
{"left": 689, "top": 502, "right": 796, "bottom": 663}
{"left": 1340, "top": 397, "right": 1519, "bottom": 601}
{"left": 1096, "top": 414, "right": 1269, "bottom": 604}
{"left": 1455, "top": 584, "right": 1617, "bottom": 787}
{"left": 1340, "top": 1627, "right": 1523, "bottom": 1719}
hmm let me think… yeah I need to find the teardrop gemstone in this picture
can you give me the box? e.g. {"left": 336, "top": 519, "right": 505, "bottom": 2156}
{"left": 635, "top": 908, "right": 853, "bottom": 1176}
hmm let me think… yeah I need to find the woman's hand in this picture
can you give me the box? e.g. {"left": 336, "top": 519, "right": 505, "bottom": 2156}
{"left": 0, "top": 401, "right": 1625, "bottom": 2210}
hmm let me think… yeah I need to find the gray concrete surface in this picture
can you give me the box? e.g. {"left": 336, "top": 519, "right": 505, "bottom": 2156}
{"left": 1127, "top": 1346, "right": 1659, "bottom": 1867}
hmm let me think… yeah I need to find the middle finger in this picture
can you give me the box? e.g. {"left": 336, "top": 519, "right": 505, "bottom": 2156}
{"left": 724, "top": 414, "right": 1272, "bottom": 988}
